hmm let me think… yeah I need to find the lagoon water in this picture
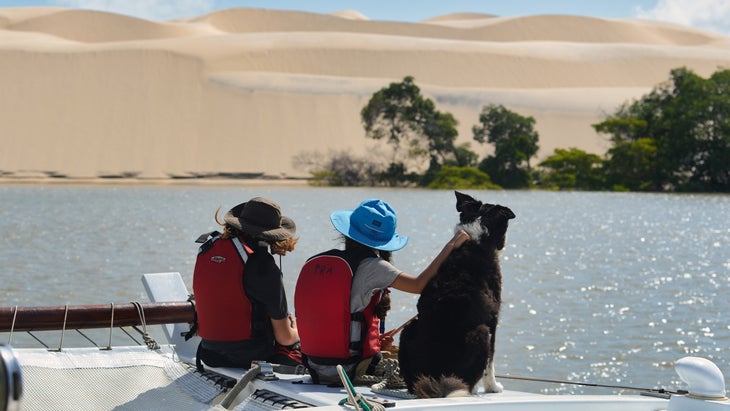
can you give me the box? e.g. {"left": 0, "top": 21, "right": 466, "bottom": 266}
{"left": 1, "top": 185, "right": 728, "bottom": 394}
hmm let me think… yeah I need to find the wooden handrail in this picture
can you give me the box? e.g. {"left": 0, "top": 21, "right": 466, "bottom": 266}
{"left": 0, "top": 301, "right": 195, "bottom": 332}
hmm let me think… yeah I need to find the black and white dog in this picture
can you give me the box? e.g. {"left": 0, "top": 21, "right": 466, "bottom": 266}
{"left": 398, "top": 191, "right": 515, "bottom": 398}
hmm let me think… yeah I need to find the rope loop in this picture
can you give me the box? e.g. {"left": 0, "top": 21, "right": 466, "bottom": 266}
{"left": 51, "top": 304, "right": 70, "bottom": 352}
{"left": 356, "top": 357, "right": 416, "bottom": 399}
{"left": 8, "top": 305, "right": 18, "bottom": 345}
{"left": 131, "top": 301, "right": 159, "bottom": 350}
{"left": 102, "top": 302, "right": 115, "bottom": 350}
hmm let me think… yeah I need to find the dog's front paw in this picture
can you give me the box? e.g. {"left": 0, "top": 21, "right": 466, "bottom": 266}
{"left": 483, "top": 378, "right": 503, "bottom": 394}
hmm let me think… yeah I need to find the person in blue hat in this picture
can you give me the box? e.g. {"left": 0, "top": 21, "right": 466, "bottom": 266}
{"left": 294, "top": 199, "right": 470, "bottom": 384}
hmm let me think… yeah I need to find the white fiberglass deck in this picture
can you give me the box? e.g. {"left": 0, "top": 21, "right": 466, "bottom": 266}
{"left": 13, "top": 344, "right": 678, "bottom": 411}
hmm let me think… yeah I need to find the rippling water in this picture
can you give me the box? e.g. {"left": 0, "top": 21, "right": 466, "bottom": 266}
{"left": 1, "top": 185, "right": 728, "bottom": 394}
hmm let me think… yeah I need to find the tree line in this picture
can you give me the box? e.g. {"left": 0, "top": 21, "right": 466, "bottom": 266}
{"left": 295, "top": 68, "right": 729, "bottom": 192}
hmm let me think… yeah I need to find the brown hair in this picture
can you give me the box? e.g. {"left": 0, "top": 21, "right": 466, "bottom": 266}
{"left": 215, "top": 207, "right": 240, "bottom": 240}
{"left": 269, "top": 236, "right": 299, "bottom": 256}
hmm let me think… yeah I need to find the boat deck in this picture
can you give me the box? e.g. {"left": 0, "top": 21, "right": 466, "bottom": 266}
{"left": 205, "top": 359, "right": 671, "bottom": 411}
{"left": 1, "top": 272, "right": 726, "bottom": 410}
{"left": 10, "top": 344, "right": 680, "bottom": 411}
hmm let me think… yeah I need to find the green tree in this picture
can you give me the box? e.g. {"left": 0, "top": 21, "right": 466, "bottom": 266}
{"left": 376, "top": 162, "right": 420, "bottom": 187}
{"left": 539, "top": 148, "right": 604, "bottom": 190}
{"left": 594, "top": 67, "right": 730, "bottom": 192}
{"left": 450, "top": 143, "right": 479, "bottom": 167}
{"left": 592, "top": 103, "right": 663, "bottom": 190}
{"left": 665, "top": 68, "right": 730, "bottom": 191}
{"left": 472, "top": 104, "right": 539, "bottom": 188}
{"left": 603, "top": 138, "right": 658, "bottom": 191}
{"left": 426, "top": 166, "right": 501, "bottom": 190}
{"left": 592, "top": 116, "right": 648, "bottom": 145}
{"left": 361, "top": 76, "right": 460, "bottom": 185}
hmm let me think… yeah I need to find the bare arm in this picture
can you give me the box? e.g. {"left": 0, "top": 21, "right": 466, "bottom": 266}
{"left": 389, "top": 230, "right": 471, "bottom": 294}
{"left": 271, "top": 314, "right": 299, "bottom": 346}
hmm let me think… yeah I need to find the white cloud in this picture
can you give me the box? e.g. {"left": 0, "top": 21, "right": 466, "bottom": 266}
{"left": 51, "top": 0, "right": 215, "bottom": 21}
{"left": 634, "top": 0, "right": 730, "bottom": 35}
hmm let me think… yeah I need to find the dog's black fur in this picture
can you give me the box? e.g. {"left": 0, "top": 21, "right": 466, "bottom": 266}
{"left": 398, "top": 191, "right": 515, "bottom": 397}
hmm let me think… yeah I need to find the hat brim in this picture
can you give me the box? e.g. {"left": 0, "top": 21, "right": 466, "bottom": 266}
{"left": 251, "top": 215, "right": 296, "bottom": 241}
{"left": 330, "top": 210, "right": 408, "bottom": 252}
{"left": 224, "top": 207, "right": 297, "bottom": 241}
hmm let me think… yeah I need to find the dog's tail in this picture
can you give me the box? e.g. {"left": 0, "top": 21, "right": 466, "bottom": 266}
{"left": 412, "top": 375, "right": 470, "bottom": 398}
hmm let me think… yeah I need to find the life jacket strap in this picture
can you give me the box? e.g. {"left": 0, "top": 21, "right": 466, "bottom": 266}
{"left": 231, "top": 237, "right": 249, "bottom": 263}
{"left": 195, "top": 231, "right": 221, "bottom": 244}
{"left": 349, "top": 311, "right": 365, "bottom": 352}
{"left": 183, "top": 294, "right": 198, "bottom": 341}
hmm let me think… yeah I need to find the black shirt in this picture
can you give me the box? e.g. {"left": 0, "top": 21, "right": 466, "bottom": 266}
{"left": 243, "top": 240, "right": 289, "bottom": 321}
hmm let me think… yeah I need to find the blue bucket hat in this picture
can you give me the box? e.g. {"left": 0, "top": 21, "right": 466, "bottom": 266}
{"left": 330, "top": 199, "right": 409, "bottom": 251}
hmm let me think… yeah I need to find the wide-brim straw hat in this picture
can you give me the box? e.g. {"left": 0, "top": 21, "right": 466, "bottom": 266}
{"left": 330, "top": 199, "right": 408, "bottom": 252}
{"left": 224, "top": 197, "right": 296, "bottom": 241}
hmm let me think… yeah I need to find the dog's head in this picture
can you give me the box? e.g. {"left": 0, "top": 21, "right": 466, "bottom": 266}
{"left": 454, "top": 191, "right": 515, "bottom": 250}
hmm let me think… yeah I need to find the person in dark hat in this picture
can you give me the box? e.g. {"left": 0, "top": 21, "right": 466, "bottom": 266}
{"left": 294, "top": 198, "right": 469, "bottom": 383}
{"left": 192, "top": 197, "right": 301, "bottom": 370}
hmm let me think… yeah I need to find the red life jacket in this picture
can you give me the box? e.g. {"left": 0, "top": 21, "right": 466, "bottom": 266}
{"left": 193, "top": 233, "right": 257, "bottom": 341}
{"left": 294, "top": 249, "right": 382, "bottom": 364}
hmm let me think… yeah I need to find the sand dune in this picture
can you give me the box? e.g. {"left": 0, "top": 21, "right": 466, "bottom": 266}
{"left": 1, "top": 6, "right": 729, "bottom": 180}
{"left": 423, "top": 13, "right": 498, "bottom": 23}
{"left": 329, "top": 10, "right": 370, "bottom": 21}
{"left": 11, "top": 10, "right": 217, "bottom": 43}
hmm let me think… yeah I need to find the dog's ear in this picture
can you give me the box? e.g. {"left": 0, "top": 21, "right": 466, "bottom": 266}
{"left": 498, "top": 206, "right": 516, "bottom": 220}
{"left": 455, "top": 191, "right": 480, "bottom": 213}
{"left": 486, "top": 205, "right": 516, "bottom": 225}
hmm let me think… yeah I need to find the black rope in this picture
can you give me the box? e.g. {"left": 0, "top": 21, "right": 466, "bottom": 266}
{"left": 496, "top": 374, "right": 686, "bottom": 395}
{"left": 75, "top": 329, "right": 100, "bottom": 347}
{"left": 26, "top": 331, "right": 50, "bottom": 349}
{"left": 121, "top": 326, "right": 142, "bottom": 345}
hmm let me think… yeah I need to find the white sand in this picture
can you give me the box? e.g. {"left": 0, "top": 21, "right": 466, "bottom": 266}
{"left": 1, "top": 7, "right": 729, "bottom": 180}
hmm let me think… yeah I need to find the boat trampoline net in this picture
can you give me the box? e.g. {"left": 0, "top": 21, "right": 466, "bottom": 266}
{"left": 15, "top": 346, "right": 228, "bottom": 411}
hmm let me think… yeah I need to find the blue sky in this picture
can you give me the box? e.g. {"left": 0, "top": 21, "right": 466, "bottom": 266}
{"left": 3, "top": 0, "right": 730, "bottom": 35}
